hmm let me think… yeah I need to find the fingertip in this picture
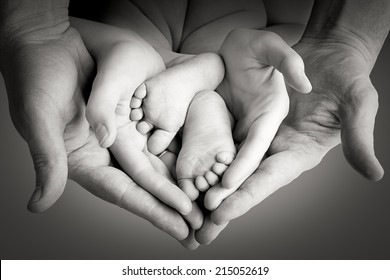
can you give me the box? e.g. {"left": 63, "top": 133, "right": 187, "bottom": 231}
{"left": 27, "top": 187, "right": 44, "bottom": 213}
{"left": 94, "top": 123, "right": 116, "bottom": 148}
{"left": 27, "top": 181, "right": 66, "bottom": 213}
{"left": 175, "top": 225, "right": 190, "bottom": 242}
{"left": 357, "top": 157, "right": 384, "bottom": 182}
{"left": 370, "top": 165, "right": 384, "bottom": 182}
{"left": 298, "top": 74, "right": 312, "bottom": 94}
{"left": 28, "top": 147, "right": 68, "bottom": 213}
{"left": 179, "top": 196, "right": 193, "bottom": 216}
{"left": 194, "top": 218, "right": 228, "bottom": 245}
{"left": 180, "top": 230, "right": 200, "bottom": 250}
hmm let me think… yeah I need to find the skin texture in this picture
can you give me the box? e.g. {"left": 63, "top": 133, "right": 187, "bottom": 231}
{"left": 209, "top": 29, "right": 311, "bottom": 202}
{"left": 1, "top": 0, "right": 388, "bottom": 249}
{"left": 0, "top": 15, "right": 191, "bottom": 241}
{"left": 71, "top": 18, "right": 193, "bottom": 216}
{"left": 130, "top": 52, "right": 225, "bottom": 155}
{"left": 197, "top": 28, "right": 386, "bottom": 244}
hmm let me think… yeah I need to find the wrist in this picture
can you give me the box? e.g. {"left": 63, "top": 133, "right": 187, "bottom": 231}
{"left": 301, "top": 25, "right": 384, "bottom": 68}
{"left": 0, "top": 0, "right": 70, "bottom": 50}
{"left": 301, "top": 0, "right": 389, "bottom": 69}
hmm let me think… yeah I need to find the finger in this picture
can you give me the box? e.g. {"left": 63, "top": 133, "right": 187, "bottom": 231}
{"left": 85, "top": 71, "right": 120, "bottom": 149}
{"left": 223, "top": 112, "right": 284, "bottom": 189}
{"left": 110, "top": 140, "right": 192, "bottom": 215}
{"left": 25, "top": 111, "right": 68, "bottom": 213}
{"left": 204, "top": 183, "right": 234, "bottom": 211}
{"left": 182, "top": 202, "right": 204, "bottom": 230}
{"left": 212, "top": 149, "right": 322, "bottom": 225}
{"left": 70, "top": 164, "right": 190, "bottom": 241}
{"left": 195, "top": 215, "right": 229, "bottom": 245}
{"left": 340, "top": 81, "right": 384, "bottom": 181}
{"left": 254, "top": 31, "right": 312, "bottom": 93}
{"left": 86, "top": 44, "right": 153, "bottom": 148}
{"left": 180, "top": 230, "right": 200, "bottom": 250}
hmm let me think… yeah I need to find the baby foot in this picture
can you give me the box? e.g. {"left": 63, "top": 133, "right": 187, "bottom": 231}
{"left": 176, "top": 90, "right": 236, "bottom": 201}
{"left": 130, "top": 53, "right": 225, "bottom": 155}
{"left": 110, "top": 117, "right": 192, "bottom": 216}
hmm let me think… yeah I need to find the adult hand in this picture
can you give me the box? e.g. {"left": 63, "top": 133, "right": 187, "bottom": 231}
{"left": 203, "top": 28, "right": 311, "bottom": 211}
{"left": 0, "top": 21, "right": 189, "bottom": 240}
{"left": 196, "top": 29, "right": 385, "bottom": 244}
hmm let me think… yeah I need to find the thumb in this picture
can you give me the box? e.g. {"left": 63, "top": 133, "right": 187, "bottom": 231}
{"left": 340, "top": 80, "right": 384, "bottom": 181}
{"left": 25, "top": 112, "right": 68, "bottom": 213}
{"left": 86, "top": 71, "right": 119, "bottom": 148}
{"left": 254, "top": 31, "right": 312, "bottom": 93}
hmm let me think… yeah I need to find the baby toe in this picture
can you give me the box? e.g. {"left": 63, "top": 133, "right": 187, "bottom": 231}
{"left": 134, "top": 83, "right": 147, "bottom": 99}
{"left": 195, "top": 176, "right": 209, "bottom": 192}
{"left": 130, "top": 108, "right": 143, "bottom": 121}
{"left": 136, "top": 121, "right": 154, "bottom": 134}
{"left": 130, "top": 97, "right": 142, "bottom": 108}
{"left": 212, "top": 162, "right": 228, "bottom": 176}
{"left": 216, "top": 151, "right": 235, "bottom": 165}
{"left": 205, "top": 171, "right": 219, "bottom": 186}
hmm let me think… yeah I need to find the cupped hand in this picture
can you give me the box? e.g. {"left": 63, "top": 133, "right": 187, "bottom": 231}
{"left": 0, "top": 26, "right": 190, "bottom": 241}
{"left": 205, "top": 28, "right": 311, "bottom": 210}
{"left": 197, "top": 30, "right": 384, "bottom": 244}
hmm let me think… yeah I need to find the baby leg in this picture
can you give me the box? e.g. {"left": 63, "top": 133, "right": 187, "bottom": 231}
{"left": 130, "top": 53, "right": 225, "bottom": 155}
{"left": 176, "top": 90, "right": 236, "bottom": 202}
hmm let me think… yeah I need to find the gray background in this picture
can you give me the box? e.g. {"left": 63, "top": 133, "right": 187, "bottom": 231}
{"left": 0, "top": 37, "right": 389, "bottom": 260}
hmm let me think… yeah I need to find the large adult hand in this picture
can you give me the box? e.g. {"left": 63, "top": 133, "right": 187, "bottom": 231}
{"left": 197, "top": 30, "right": 385, "bottom": 244}
{"left": 0, "top": 22, "right": 189, "bottom": 240}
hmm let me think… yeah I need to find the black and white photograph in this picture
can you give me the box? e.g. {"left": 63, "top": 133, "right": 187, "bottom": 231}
{"left": 1, "top": 0, "right": 389, "bottom": 265}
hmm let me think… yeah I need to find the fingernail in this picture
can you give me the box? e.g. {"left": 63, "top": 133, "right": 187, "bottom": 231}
{"left": 28, "top": 187, "right": 42, "bottom": 205}
{"left": 95, "top": 123, "right": 109, "bottom": 147}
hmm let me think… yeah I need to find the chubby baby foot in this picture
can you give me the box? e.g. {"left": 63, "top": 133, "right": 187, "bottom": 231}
{"left": 110, "top": 118, "right": 192, "bottom": 216}
{"left": 176, "top": 90, "right": 236, "bottom": 201}
{"left": 130, "top": 53, "right": 225, "bottom": 155}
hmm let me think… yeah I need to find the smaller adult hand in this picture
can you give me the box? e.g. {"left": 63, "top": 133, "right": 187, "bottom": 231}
{"left": 204, "top": 28, "right": 311, "bottom": 211}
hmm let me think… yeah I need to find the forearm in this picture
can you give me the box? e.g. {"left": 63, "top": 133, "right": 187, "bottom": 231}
{"left": 302, "top": 0, "right": 390, "bottom": 62}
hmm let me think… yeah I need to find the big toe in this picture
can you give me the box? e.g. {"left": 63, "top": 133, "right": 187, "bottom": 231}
{"left": 148, "top": 129, "right": 176, "bottom": 155}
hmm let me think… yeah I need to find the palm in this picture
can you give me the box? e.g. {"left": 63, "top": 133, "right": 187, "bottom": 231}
{"left": 3, "top": 26, "right": 189, "bottom": 240}
{"left": 275, "top": 40, "right": 382, "bottom": 179}
{"left": 206, "top": 39, "right": 383, "bottom": 230}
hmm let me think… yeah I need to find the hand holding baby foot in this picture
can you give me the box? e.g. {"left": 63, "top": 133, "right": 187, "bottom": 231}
{"left": 213, "top": 28, "right": 312, "bottom": 202}
{"left": 72, "top": 18, "right": 192, "bottom": 215}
